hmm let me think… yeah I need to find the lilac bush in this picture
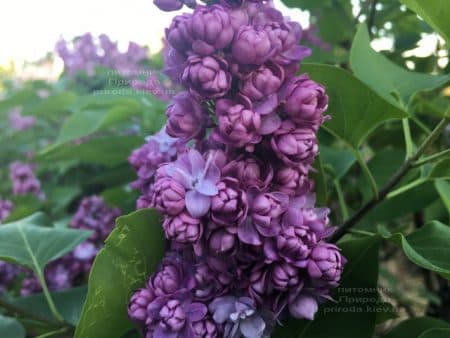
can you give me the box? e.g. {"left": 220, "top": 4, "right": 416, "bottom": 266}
{"left": 9, "top": 108, "right": 36, "bottom": 131}
{"left": 0, "top": 199, "right": 14, "bottom": 223}
{"left": 128, "top": 1, "right": 346, "bottom": 337}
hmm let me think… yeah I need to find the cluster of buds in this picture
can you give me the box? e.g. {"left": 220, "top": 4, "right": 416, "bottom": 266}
{"left": 20, "top": 196, "right": 121, "bottom": 295}
{"left": 129, "top": 1, "right": 345, "bottom": 337}
{"left": 56, "top": 33, "right": 148, "bottom": 76}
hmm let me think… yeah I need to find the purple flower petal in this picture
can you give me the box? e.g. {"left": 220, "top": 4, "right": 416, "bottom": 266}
{"left": 186, "top": 190, "right": 211, "bottom": 218}
{"left": 238, "top": 218, "right": 262, "bottom": 245}
{"left": 195, "top": 179, "right": 219, "bottom": 196}
{"left": 209, "top": 296, "right": 236, "bottom": 324}
{"left": 188, "top": 149, "right": 206, "bottom": 178}
{"left": 289, "top": 294, "right": 318, "bottom": 320}
{"left": 185, "top": 302, "right": 208, "bottom": 321}
{"left": 240, "top": 315, "right": 266, "bottom": 338}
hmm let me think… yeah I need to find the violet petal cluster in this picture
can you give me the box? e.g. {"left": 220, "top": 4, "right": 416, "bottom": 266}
{"left": 0, "top": 261, "right": 20, "bottom": 295}
{"left": 20, "top": 196, "right": 121, "bottom": 295}
{"left": 129, "top": 1, "right": 345, "bottom": 337}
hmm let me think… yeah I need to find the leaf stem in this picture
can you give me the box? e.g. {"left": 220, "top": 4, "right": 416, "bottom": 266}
{"left": 354, "top": 150, "right": 379, "bottom": 200}
{"left": 334, "top": 179, "right": 349, "bottom": 220}
{"left": 36, "top": 269, "right": 64, "bottom": 322}
{"left": 413, "top": 149, "right": 450, "bottom": 167}
{"left": 402, "top": 118, "right": 415, "bottom": 159}
{"left": 332, "top": 117, "right": 449, "bottom": 242}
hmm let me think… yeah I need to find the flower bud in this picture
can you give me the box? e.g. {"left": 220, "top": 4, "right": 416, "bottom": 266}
{"left": 182, "top": 55, "right": 232, "bottom": 99}
{"left": 191, "top": 5, "right": 235, "bottom": 55}
{"left": 280, "top": 74, "right": 328, "bottom": 130}
{"left": 164, "top": 212, "right": 203, "bottom": 243}
{"left": 232, "top": 26, "right": 273, "bottom": 65}
{"left": 271, "top": 120, "right": 318, "bottom": 166}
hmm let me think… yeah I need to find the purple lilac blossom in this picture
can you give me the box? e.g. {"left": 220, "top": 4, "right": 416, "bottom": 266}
{"left": 56, "top": 33, "right": 147, "bottom": 77}
{"left": 129, "top": 0, "right": 345, "bottom": 336}
{"left": 0, "top": 261, "right": 19, "bottom": 295}
{"left": 9, "top": 108, "right": 36, "bottom": 131}
{"left": 0, "top": 199, "right": 14, "bottom": 223}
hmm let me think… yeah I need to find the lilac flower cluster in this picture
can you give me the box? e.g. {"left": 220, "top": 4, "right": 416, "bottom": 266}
{"left": 9, "top": 108, "right": 36, "bottom": 131}
{"left": 56, "top": 33, "right": 148, "bottom": 76}
{"left": 20, "top": 196, "right": 121, "bottom": 295}
{"left": 0, "top": 199, "right": 14, "bottom": 223}
{"left": 9, "top": 162, "right": 44, "bottom": 199}
{"left": 0, "top": 261, "right": 20, "bottom": 295}
{"left": 129, "top": 1, "right": 345, "bottom": 337}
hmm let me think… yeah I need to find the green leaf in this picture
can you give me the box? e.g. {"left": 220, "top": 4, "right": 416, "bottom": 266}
{"left": 11, "top": 286, "right": 87, "bottom": 325}
{"left": 384, "top": 317, "right": 450, "bottom": 338}
{"left": 400, "top": 0, "right": 450, "bottom": 42}
{"left": 320, "top": 145, "right": 356, "bottom": 179}
{"left": 75, "top": 209, "right": 165, "bottom": 338}
{"left": 0, "top": 213, "right": 91, "bottom": 271}
{"left": 37, "top": 136, "right": 144, "bottom": 167}
{"left": 302, "top": 64, "right": 407, "bottom": 148}
{"left": 273, "top": 236, "right": 380, "bottom": 338}
{"left": 420, "top": 328, "right": 450, "bottom": 338}
{"left": 350, "top": 24, "right": 449, "bottom": 107}
{"left": 21, "top": 91, "right": 77, "bottom": 119}
{"left": 382, "top": 221, "right": 450, "bottom": 279}
{"left": 0, "top": 315, "right": 25, "bottom": 338}
{"left": 435, "top": 180, "right": 450, "bottom": 216}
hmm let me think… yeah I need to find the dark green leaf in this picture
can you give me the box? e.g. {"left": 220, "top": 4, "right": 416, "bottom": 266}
{"left": 320, "top": 145, "right": 356, "bottom": 179}
{"left": 384, "top": 317, "right": 450, "bottom": 338}
{"left": 0, "top": 315, "right": 25, "bottom": 338}
{"left": 429, "top": 158, "right": 450, "bottom": 179}
{"left": 350, "top": 24, "right": 449, "bottom": 107}
{"left": 75, "top": 209, "right": 165, "bottom": 338}
{"left": 400, "top": 0, "right": 450, "bottom": 42}
{"left": 0, "top": 213, "right": 91, "bottom": 271}
{"left": 419, "top": 328, "right": 450, "bottom": 338}
{"left": 302, "top": 64, "right": 407, "bottom": 148}
{"left": 312, "top": 155, "right": 327, "bottom": 205}
{"left": 11, "top": 286, "right": 87, "bottom": 325}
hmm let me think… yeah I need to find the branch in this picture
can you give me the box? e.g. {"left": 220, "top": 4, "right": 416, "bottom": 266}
{"left": 332, "top": 117, "right": 449, "bottom": 242}
{"left": 367, "top": 0, "right": 379, "bottom": 37}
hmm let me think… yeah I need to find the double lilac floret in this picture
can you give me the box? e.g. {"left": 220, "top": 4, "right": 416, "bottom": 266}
{"left": 129, "top": 1, "right": 344, "bottom": 337}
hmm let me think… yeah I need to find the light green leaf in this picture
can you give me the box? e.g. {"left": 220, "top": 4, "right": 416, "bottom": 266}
{"left": 350, "top": 24, "right": 449, "bottom": 107}
{"left": 37, "top": 136, "right": 144, "bottom": 167}
{"left": 302, "top": 63, "right": 407, "bottom": 148}
{"left": 435, "top": 180, "right": 450, "bottom": 216}
{"left": 382, "top": 221, "right": 450, "bottom": 279}
{"left": 420, "top": 328, "right": 450, "bottom": 338}
{"left": 312, "top": 155, "right": 327, "bottom": 205}
{"left": 273, "top": 236, "right": 380, "bottom": 338}
{"left": 21, "top": 91, "right": 77, "bottom": 118}
{"left": 0, "top": 315, "right": 25, "bottom": 338}
{"left": 384, "top": 317, "right": 450, "bottom": 338}
{"left": 400, "top": 0, "right": 450, "bottom": 42}
{"left": 75, "top": 209, "right": 165, "bottom": 338}
{"left": 11, "top": 286, "right": 87, "bottom": 325}
{"left": 0, "top": 213, "right": 91, "bottom": 271}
